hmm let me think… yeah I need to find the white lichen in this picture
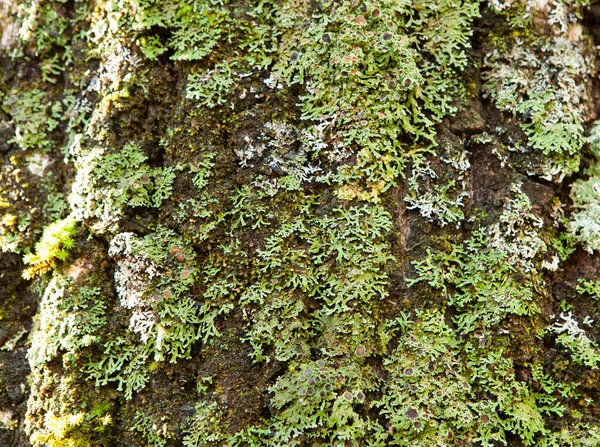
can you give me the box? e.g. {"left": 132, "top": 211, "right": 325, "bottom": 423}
{"left": 549, "top": 311, "right": 600, "bottom": 368}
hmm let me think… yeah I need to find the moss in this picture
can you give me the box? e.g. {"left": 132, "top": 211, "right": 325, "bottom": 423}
{"left": 22, "top": 216, "right": 77, "bottom": 279}
{"left": 29, "top": 406, "right": 113, "bottom": 447}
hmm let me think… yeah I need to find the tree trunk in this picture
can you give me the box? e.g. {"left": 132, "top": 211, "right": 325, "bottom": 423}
{"left": 2, "top": 0, "right": 600, "bottom": 445}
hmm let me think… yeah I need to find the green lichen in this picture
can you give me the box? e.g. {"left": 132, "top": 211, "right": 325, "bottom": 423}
{"left": 548, "top": 309, "right": 600, "bottom": 368}
{"left": 28, "top": 275, "right": 106, "bottom": 368}
{"left": 576, "top": 278, "right": 600, "bottom": 300}
{"left": 483, "top": 0, "right": 595, "bottom": 180}
{"left": 186, "top": 62, "right": 235, "bottom": 107}
{"left": 272, "top": 0, "right": 480, "bottom": 200}
{"left": 268, "top": 359, "right": 380, "bottom": 445}
{"left": 240, "top": 202, "right": 394, "bottom": 362}
{"left": 70, "top": 142, "right": 176, "bottom": 235}
{"left": 3, "top": 88, "right": 63, "bottom": 152}
{"left": 123, "top": 0, "right": 481, "bottom": 202}
{"left": 567, "top": 122, "right": 600, "bottom": 252}
{"left": 378, "top": 311, "right": 565, "bottom": 447}
{"left": 409, "top": 183, "right": 545, "bottom": 333}
{"left": 85, "top": 227, "right": 208, "bottom": 399}
{"left": 131, "top": 411, "right": 174, "bottom": 447}
{"left": 181, "top": 401, "right": 226, "bottom": 447}
{"left": 483, "top": 37, "right": 589, "bottom": 170}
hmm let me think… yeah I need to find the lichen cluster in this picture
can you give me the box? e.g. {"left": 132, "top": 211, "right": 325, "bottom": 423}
{"left": 1, "top": 0, "right": 600, "bottom": 446}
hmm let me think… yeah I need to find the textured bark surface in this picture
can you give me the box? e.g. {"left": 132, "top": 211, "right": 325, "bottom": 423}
{"left": 2, "top": 1, "right": 600, "bottom": 446}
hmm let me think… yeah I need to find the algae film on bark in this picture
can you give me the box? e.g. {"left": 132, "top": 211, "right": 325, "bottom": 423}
{"left": 2, "top": 0, "right": 600, "bottom": 446}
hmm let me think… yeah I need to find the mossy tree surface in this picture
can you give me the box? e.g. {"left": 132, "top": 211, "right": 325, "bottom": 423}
{"left": 2, "top": 0, "right": 600, "bottom": 446}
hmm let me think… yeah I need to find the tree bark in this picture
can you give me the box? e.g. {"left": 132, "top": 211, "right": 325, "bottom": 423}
{"left": 1, "top": 0, "right": 600, "bottom": 446}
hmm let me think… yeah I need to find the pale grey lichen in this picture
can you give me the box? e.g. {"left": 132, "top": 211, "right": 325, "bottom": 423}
{"left": 487, "top": 183, "right": 546, "bottom": 272}
{"left": 549, "top": 311, "right": 600, "bottom": 368}
{"left": 568, "top": 122, "right": 600, "bottom": 252}
{"left": 404, "top": 144, "right": 471, "bottom": 227}
{"left": 483, "top": 33, "right": 594, "bottom": 180}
